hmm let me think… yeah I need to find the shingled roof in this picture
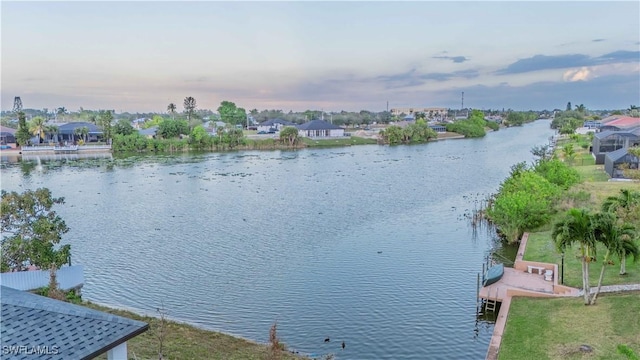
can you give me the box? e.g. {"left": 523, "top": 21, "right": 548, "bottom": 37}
{"left": 0, "top": 286, "right": 148, "bottom": 359}
{"left": 258, "top": 118, "right": 295, "bottom": 126}
{"left": 296, "top": 120, "right": 343, "bottom": 130}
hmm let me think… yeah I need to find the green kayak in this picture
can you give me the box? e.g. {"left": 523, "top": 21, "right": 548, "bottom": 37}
{"left": 483, "top": 263, "right": 504, "bottom": 287}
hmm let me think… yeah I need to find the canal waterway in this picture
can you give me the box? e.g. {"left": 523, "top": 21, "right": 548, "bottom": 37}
{"left": 0, "top": 120, "right": 554, "bottom": 359}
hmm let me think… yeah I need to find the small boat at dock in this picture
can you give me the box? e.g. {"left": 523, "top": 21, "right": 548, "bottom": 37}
{"left": 483, "top": 263, "right": 504, "bottom": 287}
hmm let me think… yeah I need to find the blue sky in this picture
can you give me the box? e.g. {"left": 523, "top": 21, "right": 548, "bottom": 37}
{"left": 2, "top": 1, "right": 639, "bottom": 113}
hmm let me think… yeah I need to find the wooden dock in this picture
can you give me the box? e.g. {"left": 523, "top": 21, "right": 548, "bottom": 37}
{"left": 480, "top": 233, "right": 580, "bottom": 360}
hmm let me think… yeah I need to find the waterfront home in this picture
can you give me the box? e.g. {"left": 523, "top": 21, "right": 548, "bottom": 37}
{"left": 591, "top": 127, "right": 640, "bottom": 164}
{"left": 56, "top": 122, "right": 103, "bottom": 143}
{"left": 604, "top": 147, "right": 639, "bottom": 178}
{"left": 1, "top": 285, "right": 148, "bottom": 359}
{"left": 296, "top": 120, "right": 345, "bottom": 138}
{"left": 138, "top": 126, "right": 158, "bottom": 139}
{"left": 257, "top": 118, "right": 296, "bottom": 133}
{"left": 0, "top": 125, "right": 17, "bottom": 147}
{"left": 596, "top": 115, "right": 640, "bottom": 132}
{"left": 204, "top": 121, "right": 226, "bottom": 130}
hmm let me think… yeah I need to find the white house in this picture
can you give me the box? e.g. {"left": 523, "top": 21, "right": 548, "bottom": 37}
{"left": 296, "top": 120, "right": 345, "bottom": 138}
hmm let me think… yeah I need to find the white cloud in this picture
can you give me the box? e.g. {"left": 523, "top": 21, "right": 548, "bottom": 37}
{"left": 563, "top": 63, "right": 640, "bottom": 82}
{"left": 563, "top": 67, "right": 592, "bottom": 82}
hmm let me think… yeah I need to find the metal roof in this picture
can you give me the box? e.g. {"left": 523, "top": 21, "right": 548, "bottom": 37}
{"left": 56, "top": 122, "right": 102, "bottom": 135}
{"left": 1, "top": 286, "right": 148, "bottom": 360}
{"left": 604, "top": 147, "right": 632, "bottom": 162}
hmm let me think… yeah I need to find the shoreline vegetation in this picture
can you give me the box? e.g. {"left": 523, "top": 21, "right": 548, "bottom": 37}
{"left": 83, "top": 302, "right": 308, "bottom": 360}
{"left": 109, "top": 109, "right": 515, "bottom": 153}
{"left": 488, "top": 129, "right": 640, "bottom": 359}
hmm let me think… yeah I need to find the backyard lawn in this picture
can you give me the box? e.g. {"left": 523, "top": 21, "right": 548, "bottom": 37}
{"left": 524, "top": 231, "right": 640, "bottom": 288}
{"left": 499, "top": 293, "right": 640, "bottom": 360}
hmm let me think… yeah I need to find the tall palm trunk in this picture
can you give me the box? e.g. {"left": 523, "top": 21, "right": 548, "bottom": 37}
{"left": 591, "top": 250, "right": 610, "bottom": 305}
{"left": 581, "top": 244, "right": 593, "bottom": 305}
{"left": 582, "top": 257, "right": 591, "bottom": 305}
{"left": 620, "top": 256, "right": 626, "bottom": 275}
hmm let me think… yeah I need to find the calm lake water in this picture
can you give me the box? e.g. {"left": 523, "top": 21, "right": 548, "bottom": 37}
{"left": 1, "top": 120, "right": 554, "bottom": 359}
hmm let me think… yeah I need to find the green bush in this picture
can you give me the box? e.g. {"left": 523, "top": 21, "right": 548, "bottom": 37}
{"left": 534, "top": 159, "right": 581, "bottom": 189}
{"left": 487, "top": 169, "right": 560, "bottom": 243}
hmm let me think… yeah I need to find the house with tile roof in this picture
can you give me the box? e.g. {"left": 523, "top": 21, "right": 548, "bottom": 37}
{"left": 1, "top": 286, "right": 148, "bottom": 360}
{"left": 600, "top": 116, "right": 640, "bottom": 132}
{"left": 593, "top": 116, "right": 640, "bottom": 132}
{"left": 296, "top": 120, "right": 345, "bottom": 138}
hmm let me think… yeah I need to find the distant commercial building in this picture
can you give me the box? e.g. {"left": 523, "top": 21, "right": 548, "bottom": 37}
{"left": 390, "top": 107, "right": 448, "bottom": 118}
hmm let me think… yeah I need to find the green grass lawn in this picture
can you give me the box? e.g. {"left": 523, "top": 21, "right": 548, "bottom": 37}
{"left": 524, "top": 231, "right": 640, "bottom": 288}
{"left": 85, "top": 303, "right": 303, "bottom": 360}
{"left": 573, "top": 164, "right": 610, "bottom": 182}
{"left": 498, "top": 293, "right": 640, "bottom": 360}
{"left": 300, "top": 136, "right": 377, "bottom": 147}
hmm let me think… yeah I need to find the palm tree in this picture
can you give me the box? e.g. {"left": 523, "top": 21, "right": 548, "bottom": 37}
{"left": 167, "top": 103, "right": 177, "bottom": 120}
{"left": 74, "top": 127, "right": 83, "bottom": 144}
{"left": 56, "top": 107, "right": 67, "bottom": 122}
{"left": 601, "top": 189, "right": 640, "bottom": 274}
{"left": 45, "top": 124, "right": 59, "bottom": 144}
{"left": 80, "top": 126, "right": 89, "bottom": 143}
{"left": 575, "top": 104, "right": 586, "bottom": 113}
{"left": 590, "top": 212, "right": 637, "bottom": 304}
{"left": 216, "top": 126, "right": 224, "bottom": 142}
{"left": 29, "top": 117, "right": 46, "bottom": 143}
{"left": 552, "top": 208, "right": 598, "bottom": 305}
{"left": 183, "top": 97, "right": 196, "bottom": 122}
{"left": 615, "top": 236, "right": 640, "bottom": 276}
{"left": 602, "top": 189, "right": 640, "bottom": 222}
{"left": 562, "top": 143, "right": 575, "bottom": 164}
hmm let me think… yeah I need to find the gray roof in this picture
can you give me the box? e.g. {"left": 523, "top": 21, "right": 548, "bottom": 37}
{"left": 57, "top": 122, "right": 102, "bottom": 135}
{"left": 296, "top": 120, "right": 343, "bottom": 131}
{"left": 259, "top": 118, "right": 295, "bottom": 126}
{"left": 0, "top": 125, "right": 17, "bottom": 135}
{"left": 594, "top": 129, "right": 639, "bottom": 140}
{"left": 604, "top": 147, "right": 630, "bottom": 162}
{"left": 138, "top": 126, "right": 158, "bottom": 136}
{"left": 1, "top": 286, "right": 148, "bottom": 360}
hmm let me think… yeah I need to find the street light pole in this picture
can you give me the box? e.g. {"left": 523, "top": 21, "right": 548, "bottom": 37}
{"left": 561, "top": 252, "right": 565, "bottom": 285}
